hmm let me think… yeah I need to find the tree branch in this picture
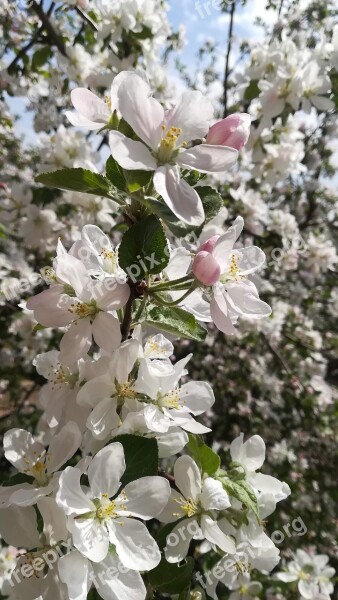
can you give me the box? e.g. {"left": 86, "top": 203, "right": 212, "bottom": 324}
{"left": 222, "top": 0, "right": 236, "bottom": 118}
{"left": 31, "top": 1, "right": 67, "bottom": 56}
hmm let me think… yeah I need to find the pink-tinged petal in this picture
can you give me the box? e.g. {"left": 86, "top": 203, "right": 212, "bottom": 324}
{"left": 165, "top": 90, "right": 214, "bottom": 141}
{"left": 210, "top": 287, "right": 237, "bottom": 335}
{"left": 26, "top": 286, "right": 74, "bottom": 327}
{"left": 70, "top": 88, "right": 110, "bottom": 124}
{"left": 117, "top": 73, "right": 164, "bottom": 149}
{"left": 54, "top": 254, "right": 90, "bottom": 298}
{"left": 192, "top": 251, "right": 221, "bottom": 285}
{"left": 153, "top": 165, "right": 204, "bottom": 226}
{"left": 198, "top": 235, "right": 220, "bottom": 253}
{"left": 178, "top": 144, "right": 238, "bottom": 173}
{"left": 60, "top": 319, "right": 92, "bottom": 365}
{"left": 92, "top": 279, "right": 130, "bottom": 311}
{"left": 206, "top": 113, "right": 251, "bottom": 149}
{"left": 109, "top": 131, "right": 157, "bottom": 171}
{"left": 212, "top": 216, "right": 244, "bottom": 266}
{"left": 226, "top": 281, "right": 272, "bottom": 319}
{"left": 92, "top": 312, "right": 121, "bottom": 353}
{"left": 65, "top": 111, "right": 105, "bottom": 131}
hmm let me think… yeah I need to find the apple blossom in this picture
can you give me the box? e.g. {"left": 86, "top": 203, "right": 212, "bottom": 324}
{"left": 206, "top": 113, "right": 251, "bottom": 150}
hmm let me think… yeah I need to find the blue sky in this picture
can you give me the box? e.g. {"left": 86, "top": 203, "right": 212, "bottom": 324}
{"left": 8, "top": 0, "right": 275, "bottom": 144}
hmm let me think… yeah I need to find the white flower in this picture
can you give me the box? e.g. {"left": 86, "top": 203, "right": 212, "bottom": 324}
{"left": 56, "top": 442, "right": 170, "bottom": 567}
{"left": 109, "top": 73, "right": 238, "bottom": 225}
{"left": 158, "top": 455, "right": 235, "bottom": 562}
{"left": 58, "top": 548, "right": 146, "bottom": 600}
{"left": 27, "top": 253, "right": 130, "bottom": 365}
{"left": 135, "top": 355, "right": 215, "bottom": 434}
{"left": 70, "top": 224, "right": 125, "bottom": 281}
{"left": 1, "top": 423, "right": 81, "bottom": 506}
{"left": 276, "top": 549, "right": 335, "bottom": 599}
{"left": 230, "top": 433, "right": 291, "bottom": 510}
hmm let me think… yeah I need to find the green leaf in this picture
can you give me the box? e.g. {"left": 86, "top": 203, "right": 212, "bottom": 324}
{"left": 144, "top": 305, "right": 207, "bottom": 342}
{"left": 187, "top": 434, "right": 220, "bottom": 476}
{"left": 32, "top": 47, "right": 52, "bottom": 70}
{"left": 244, "top": 79, "right": 260, "bottom": 101}
{"left": 148, "top": 557, "right": 194, "bottom": 594}
{"left": 220, "top": 477, "right": 260, "bottom": 520}
{"left": 35, "top": 169, "right": 113, "bottom": 198}
{"left": 195, "top": 186, "right": 223, "bottom": 225}
{"left": 105, "top": 157, "right": 127, "bottom": 192}
{"left": 118, "top": 215, "right": 169, "bottom": 280}
{"left": 116, "top": 435, "right": 158, "bottom": 486}
{"left": 32, "top": 323, "right": 46, "bottom": 334}
{"left": 124, "top": 169, "right": 152, "bottom": 192}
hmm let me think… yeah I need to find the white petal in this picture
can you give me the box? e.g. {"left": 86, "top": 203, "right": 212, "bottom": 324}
{"left": 157, "top": 488, "right": 187, "bottom": 523}
{"left": 69, "top": 517, "right": 109, "bottom": 563}
{"left": 201, "top": 515, "right": 236, "bottom": 554}
{"left": 88, "top": 442, "right": 125, "bottom": 498}
{"left": 47, "top": 421, "right": 82, "bottom": 473}
{"left": 153, "top": 165, "right": 204, "bottom": 226}
{"left": 54, "top": 254, "right": 90, "bottom": 298}
{"left": 60, "top": 319, "right": 92, "bottom": 366}
{"left": 250, "top": 473, "right": 291, "bottom": 501}
{"left": 58, "top": 550, "right": 92, "bottom": 600}
{"left": 109, "top": 131, "right": 157, "bottom": 171}
{"left": 71, "top": 88, "right": 111, "bottom": 123}
{"left": 164, "top": 518, "right": 195, "bottom": 563}
{"left": 200, "top": 479, "right": 230, "bottom": 511}
{"left": 226, "top": 282, "right": 271, "bottom": 318}
{"left": 0, "top": 506, "right": 40, "bottom": 548}
{"left": 108, "top": 518, "right": 161, "bottom": 571}
{"left": 56, "top": 466, "right": 95, "bottom": 516}
{"left": 86, "top": 397, "right": 119, "bottom": 440}
{"left": 65, "top": 110, "right": 104, "bottom": 131}
{"left": 4, "top": 428, "right": 44, "bottom": 472}
{"left": 111, "top": 338, "right": 140, "bottom": 385}
{"left": 230, "top": 433, "right": 265, "bottom": 472}
{"left": 157, "top": 427, "right": 188, "bottom": 458}
{"left": 9, "top": 482, "right": 54, "bottom": 506}
{"left": 210, "top": 288, "right": 237, "bottom": 335}
{"left": 93, "top": 552, "right": 147, "bottom": 600}
{"left": 37, "top": 496, "right": 68, "bottom": 545}
{"left": 236, "top": 246, "right": 266, "bottom": 275}
{"left": 165, "top": 90, "right": 214, "bottom": 141}
{"left": 92, "top": 279, "right": 130, "bottom": 311}
{"left": 178, "top": 144, "right": 238, "bottom": 173}
{"left": 92, "top": 312, "right": 121, "bottom": 353}
{"left": 174, "top": 455, "right": 201, "bottom": 501}
{"left": 118, "top": 476, "right": 170, "bottom": 519}
{"left": 212, "top": 216, "right": 244, "bottom": 265}
{"left": 179, "top": 381, "right": 215, "bottom": 415}
{"left": 143, "top": 405, "right": 170, "bottom": 433}
{"left": 26, "top": 286, "right": 74, "bottom": 327}
{"left": 117, "top": 73, "right": 164, "bottom": 148}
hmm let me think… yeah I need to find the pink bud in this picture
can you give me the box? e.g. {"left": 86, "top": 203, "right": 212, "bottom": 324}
{"left": 192, "top": 251, "right": 221, "bottom": 286}
{"left": 198, "top": 234, "right": 220, "bottom": 253}
{"left": 206, "top": 113, "right": 251, "bottom": 150}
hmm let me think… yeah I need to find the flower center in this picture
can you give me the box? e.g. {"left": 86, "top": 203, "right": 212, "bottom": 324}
{"left": 156, "top": 126, "right": 186, "bottom": 164}
{"left": 22, "top": 452, "right": 50, "bottom": 486}
{"left": 49, "top": 363, "right": 77, "bottom": 388}
{"left": 220, "top": 253, "right": 242, "bottom": 283}
{"left": 115, "top": 381, "right": 137, "bottom": 399}
{"left": 68, "top": 300, "right": 99, "bottom": 319}
{"left": 174, "top": 496, "right": 199, "bottom": 518}
{"left": 100, "top": 248, "right": 119, "bottom": 274}
{"left": 157, "top": 388, "right": 182, "bottom": 410}
{"left": 95, "top": 491, "right": 127, "bottom": 522}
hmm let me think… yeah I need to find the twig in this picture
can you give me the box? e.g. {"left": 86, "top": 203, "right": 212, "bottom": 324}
{"left": 7, "top": 28, "right": 43, "bottom": 72}
{"left": 31, "top": 0, "right": 67, "bottom": 56}
{"left": 121, "top": 282, "right": 135, "bottom": 341}
{"left": 222, "top": 0, "right": 236, "bottom": 118}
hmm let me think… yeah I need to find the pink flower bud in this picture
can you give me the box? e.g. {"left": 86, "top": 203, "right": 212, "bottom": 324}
{"left": 206, "top": 113, "right": 251, "bottom": 150}
{"left": 198, "top": 234, "right": 220, "bottom": 253}
{"left": 192, "top": 251, "right": 221, "bottom": 286}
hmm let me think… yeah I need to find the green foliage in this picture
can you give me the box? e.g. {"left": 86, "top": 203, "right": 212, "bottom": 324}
{"left": 187, "top": 434, "right": 221, "bottom": 476}
{"left": 118, "top": 215, "right": 169, "bottom": 279}
{"left": 116, "top": 435, "right": 159, "bottom": 486}
{"left": 35, "top": 168, "right": 114, "bottom": 199}
{"left": 148, "top": 557, "right": 195, "bottom": 594}
{"left": 144, "top": 305, "right": 207, "bottom": 342}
